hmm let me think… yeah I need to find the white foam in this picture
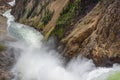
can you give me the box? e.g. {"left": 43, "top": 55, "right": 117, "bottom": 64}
{"left": 3, "top": 9, "right": 15, "bottom": 27}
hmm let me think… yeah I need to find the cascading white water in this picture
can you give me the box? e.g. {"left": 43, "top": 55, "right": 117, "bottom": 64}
{"left": 3, "top": 1, "right": 120, "bottom": 80}
{"left": 8, "top": 0, "right": 15, "bottom": 6}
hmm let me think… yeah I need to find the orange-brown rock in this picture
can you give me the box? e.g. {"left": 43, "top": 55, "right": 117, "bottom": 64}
{"left": 11, "top": 0, "right": 120, "bottom": 67}
{"left": 11, "top": 0, "right": 69, "bottom": 35}
{"left": 11, "top": 0, "right": 54, "bottom": 29}
{"left": 61, "top": 0, "right": 120, "bottom": 67}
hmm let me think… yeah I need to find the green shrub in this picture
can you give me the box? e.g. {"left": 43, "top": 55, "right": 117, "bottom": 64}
{"left": 53, "top": 0, "right": 82, "bottom": 38}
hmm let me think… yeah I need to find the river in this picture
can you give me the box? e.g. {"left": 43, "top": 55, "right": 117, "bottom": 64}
{"left": 2, "top": 1, "right": 120, "bottom": 80}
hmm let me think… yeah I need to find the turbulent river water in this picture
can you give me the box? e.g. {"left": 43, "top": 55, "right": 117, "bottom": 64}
{"left": 2, "top": 1, "right": 120, "bottom": 80}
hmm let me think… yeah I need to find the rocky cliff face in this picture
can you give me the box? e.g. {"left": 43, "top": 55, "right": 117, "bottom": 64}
{"left": 11, "top": 0, "right": 71, "bottom": 38}
{"left": 12, "top": 0, "right": 98, "bottom": 39}
{"left": 11, "top": 0, "right": 120, "bottom": 67}
{"left": 0, "top": 0, "right": 14, "bottom": 80}
{"left": 11, "top": 0, "right": 64, "bottom": 31}
{"left": 61, "top": 0, "right": 120, "bottom": 66}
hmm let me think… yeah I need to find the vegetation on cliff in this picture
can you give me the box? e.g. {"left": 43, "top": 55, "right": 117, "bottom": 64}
{"left": 53, "top": 0, "right": 82, "bottom": 39}
{"left": 41, "top": 10, "right": 54, "bottom": 26}
{"left": 11, "top": 0, "right": 53, "bottom": 31}
{"left": 11, "top": 0, "right": 120, "bottom": 67}
{"left": 32, "top": 9, "right": 54, "bottom": 30}
{"left": 56, "top": 0, "right": 82, "bottom": 28}
{"left": 61, "top": 0, "right": 120, "bottom": 66}
{"left": 50, "top": 0, "right": 99, "bottom": 39}
{"left": 49, "top": 0, "right": 82, "bottom": 39}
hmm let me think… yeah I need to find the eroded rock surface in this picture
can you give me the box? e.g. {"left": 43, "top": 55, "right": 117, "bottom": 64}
{"left": 61, "top": 0, "right": 120, "bottom": 66}
{"left": 11, "top": 0, "right": 54, "bottom": 30}
{"left": 11, "top": 0, "right": 120, "bottom": 67}
{"left": 11, "top": 0, "right": 98, "bottom": 39}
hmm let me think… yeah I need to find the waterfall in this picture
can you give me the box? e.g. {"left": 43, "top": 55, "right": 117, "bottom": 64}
{"left": 3, "top": 1, "right": 120, "bottom": 80}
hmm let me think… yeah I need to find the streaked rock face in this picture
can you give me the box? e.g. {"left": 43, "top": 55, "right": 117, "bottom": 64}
{"left": 11, "top": 0, "right": 69, "bottom": 35}
{"left": 11, "top": 0, "right": 120, "bottom": 67}
{"left": 11, "top": 0, "right": 53, "bottom": 29}
{"left": 61, "top": 0, "right": 120, "bottom": 67}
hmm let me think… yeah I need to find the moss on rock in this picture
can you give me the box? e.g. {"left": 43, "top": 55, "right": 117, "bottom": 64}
{"left": 48, "top": 0, "right": 83, "bottom": 39}
{"left": 41, "top": 9, "right": 54, "bottom": 26}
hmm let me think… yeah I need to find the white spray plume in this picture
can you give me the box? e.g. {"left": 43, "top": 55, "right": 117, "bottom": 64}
{"left": 7, "top": 22, "right": 120, "bottom": 80}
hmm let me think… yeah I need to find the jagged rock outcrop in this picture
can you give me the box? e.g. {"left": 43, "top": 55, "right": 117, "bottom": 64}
{"left": 61, "top": 0, "right": 120, "bottom": 66}
{"left": 11, "top": 0, "right": 53, "bottom": 24}
{"left": 11, "top": 0, "right": 120, "bottom": 67}
{"left": 12, "top": 0, "right": 98, "bottom": 39}
{"left": 11, "top": 0, "right": 70, "bottom": 39}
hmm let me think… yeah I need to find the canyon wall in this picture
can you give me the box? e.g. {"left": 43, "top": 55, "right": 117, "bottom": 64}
{"left": 0, "top": 0, "right": 14, "bottom": 79}
{"left": 11, "top": 0, "right": 120, "bottom": 66}
{"left": 61, "top": 0, "right": 120, "bottom": 66}
{"left": 12, "top": 0, "right": 98, "bottom": 38}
